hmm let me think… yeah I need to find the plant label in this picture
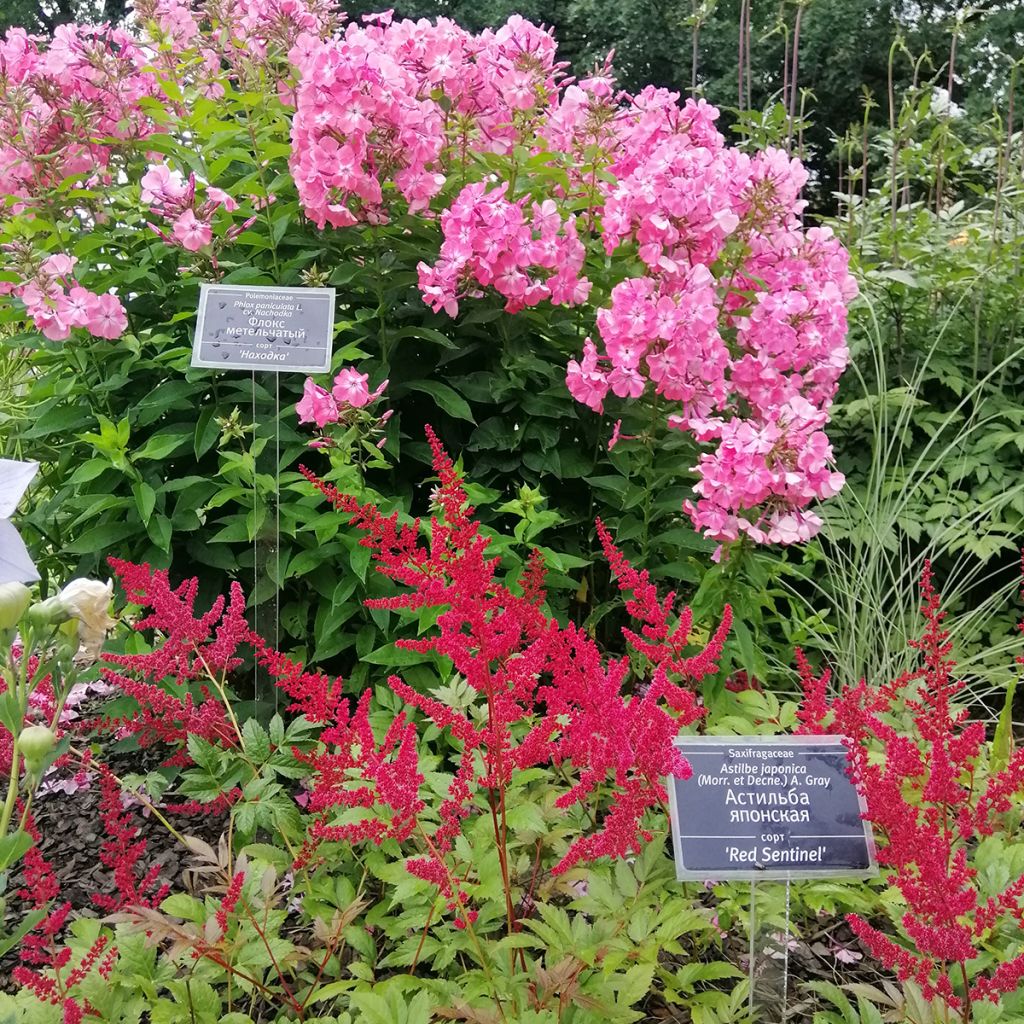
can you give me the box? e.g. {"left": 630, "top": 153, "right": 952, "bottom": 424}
{"left": 191, "top": 284, "right": 335, "bottom": 373}
{"left": 668, "top": 735, "right": 877, "bottom": 880}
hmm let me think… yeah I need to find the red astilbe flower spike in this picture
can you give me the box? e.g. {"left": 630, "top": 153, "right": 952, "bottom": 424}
{"left": 295, "top": 426, "right": 732, "bottom": 898}
{"left": 289, "top": 689, "right": 427, "bottom": 869}
{"left": 107, "top": 558, "right": 254, "bottom": 680}
{"left": 14, "top": 808, "right": 113, "bottom": 1015}
{"left": 64, "top": 935, "right": 111, "bottom": 989}
{"left": 596, "top": 516, "right": 731, "bottom": 713}
{"left": 163, "top": 789, "right": 242, "bottom": 815}
{"left": 92, "top": 764, "right": 169, "bottom": 912}
{"left": 94, "top": 559, "right": 251, "bottom": 759}
{"left": 795, "top": 560, "right": 1024, "bottom": 1010}
{"left": 215, "top": 870, "right": 246, "bottom": 939}
{"left": 253, "top": 641, "right": 347, "bottom": 726}
{"left": 15, "top": 807, "right": 71, "bottom": 975}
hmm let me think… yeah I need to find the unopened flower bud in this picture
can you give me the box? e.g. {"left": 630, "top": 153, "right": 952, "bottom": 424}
{"left": 18, "top": 724, "right": 57, "bottom": 773}
{"left": 26, "top": 596, "right": 73, "bottom": 629}
{"left": 0, "top": 582, "right": 31, "bottom": 630}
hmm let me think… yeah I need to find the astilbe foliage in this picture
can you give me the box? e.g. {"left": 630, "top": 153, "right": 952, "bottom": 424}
{"left": 294, "top": 427, "right": 730, "bottom": 920}
{"left": 796, "top": 563, "right": 1024, "bottom": 1014}
{"left": 43, "top": 428, "right": 732, "bottom": 934}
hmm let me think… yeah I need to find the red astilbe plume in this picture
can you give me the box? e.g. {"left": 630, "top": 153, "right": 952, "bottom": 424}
{"left": 214, "top": 870, "right": 246, "bottom": 939}
{"left": 284, "top": 688, "right": 426, "bottom": 869}
{"left": 13, "top": 808, "right": 114, "bottom": 1017}
{"left": 15, "top": 807, "right": 71, "bottom": 975}
{"left": 94, "top": 559, "right": 252, "bottom": 760}
{"left": 295, "top": 425, "right": 730, "bottom": 909}
{"left": 796, "top": 561, "right": 1024, "bottom": 1014}
{"left": 596, "top": 516, "right": 732, "bottom": 710}
{"left": 92, "top": 764, "right": 169, "bottom": 912}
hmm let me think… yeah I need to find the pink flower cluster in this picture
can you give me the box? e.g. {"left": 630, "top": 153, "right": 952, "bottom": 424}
{"left": 137, "top": 0, "right": 340, "bottom": 94}
{"left": 419, "top": 184, "right": 591, "bottom": 316}
{"left": 563, "top": 95, "right": 857, "bottom": 546}
{"left": 208, "top": 0, "right": 338, "bottom": 61}
{"left": 682, "top": 397, "right": 846, "bottom": 546}
{"left": 287, "top": 12, "right": 854, "bottom": 545}
{"left": 289, "top": 14, "right": 564, "bottom": 228}
{"left": 296, "top": 367, "right": 389, "bottom": 428}
{"left": 0, "top": 9, "right": 857, "bottom": 547}
{"left": 0, "top": 25, "right": 158, "bottom": 214}
{"left": 142, "top": 163, "right": 247, "bottom": 254}
{"left": 0, "top": 253, "right": 128, "bottom": 341}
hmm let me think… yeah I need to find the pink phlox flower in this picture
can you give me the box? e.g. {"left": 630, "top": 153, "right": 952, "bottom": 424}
{"left": 171, "top": 209, "right": 213, "bottom": 251}
{"left": 296, "top": 378, "right": 339, "bottom": 427}
{"left": 566, "top": 337, "right": 609, "bottom": 413}
{"left": 140, "top": 163, "right": 188, "bottom": 206}
{"left": 331, "top": 367, "right": 386, "bottom": 409}
{"left": 206, "top": 186, "right": 239, "bottom": 211}
{"left": 86, "top": 293, "right": 128, "bottom": 340}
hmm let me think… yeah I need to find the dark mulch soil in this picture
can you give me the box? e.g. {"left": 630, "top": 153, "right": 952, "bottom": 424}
{"left": 0, "top": 736, "right": 230, "bottom": 991}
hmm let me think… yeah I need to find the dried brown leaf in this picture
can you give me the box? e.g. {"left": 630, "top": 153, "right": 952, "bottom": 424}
{"left": 435, "top": 1003, "right": 502, "bottom": 1024}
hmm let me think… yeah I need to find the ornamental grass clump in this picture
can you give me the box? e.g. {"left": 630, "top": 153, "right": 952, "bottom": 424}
{"left": 796, "top": 564, "right": 1024, "bottom": 1020}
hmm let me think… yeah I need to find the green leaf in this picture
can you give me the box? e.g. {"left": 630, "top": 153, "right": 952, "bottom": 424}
{"left": 195, "top": 406, "right": 220, "bottom": 458}
{"left": 161, "top": 893, "right": 205, "bottom": 921}
{"left": 242, "top": 718, "right": 272, "bottom": 764}
{"left": 307, "top": 980, "right": 357, "bottom": 1006}
{"left": 990, "top": 674, "right": 1018, "bottom": 775}
{"left": 0, "top": 907, "right": 46, "bottom": 959}
{"left": 133, "top": 481, "right": 156, "bottom": 523}
{"left": 146, "top": 513, "right": 172, "bottom": 551}
{"left": 134, "top": 430, "right": 191, "bottom": 461}
{"left": 362, "top": 643, "right": 433, "bottom": 667}
{"left": 617, "top": 962, "right": 655, "bottom": 1006}
{"left": 349, "top": 991, "right": 392, "bottom": 1024}
{"left": 69, "top": 459, "right": 111, "bottom": 485}
{"left": 65, "top": 521, "right": 142, "bottom": 555}
{"left": 0, "top": 830, "right": 34, "bottom": 873}
{"left": 404, "top": 381, "right": 475, "bottom": 423}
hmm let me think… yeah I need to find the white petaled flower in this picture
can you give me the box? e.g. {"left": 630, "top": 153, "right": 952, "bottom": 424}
{"left": 58, "top": 578, "right": 116, "bottom": 662}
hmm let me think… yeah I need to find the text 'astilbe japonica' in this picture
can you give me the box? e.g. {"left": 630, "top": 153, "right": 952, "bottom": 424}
{"left": 291, "top": 427, "right": 731, "bottom": 923}
{"left": 797, "top": 563, "right": 1024, "bottom": 1015}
